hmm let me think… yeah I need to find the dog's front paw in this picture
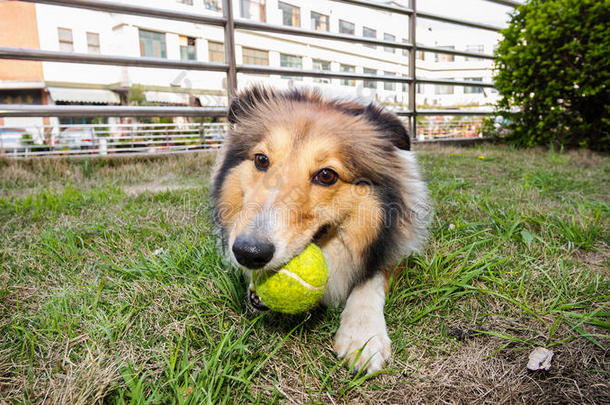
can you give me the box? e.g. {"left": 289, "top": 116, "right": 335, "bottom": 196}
{"left": 333, "top": 324, "right": 391, "bottom": 374}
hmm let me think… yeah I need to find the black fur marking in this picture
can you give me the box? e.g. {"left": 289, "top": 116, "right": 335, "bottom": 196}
{"left": 363, "top": 104, "right": 411, "bottom": 151}
{"left": 212, "top": 144, "right": 247, "bottom": 201}
{"left": 211, "top": 144, "right": 250, "bottom": 237}
{"left": 328, "top": 100, "right": 367, "bottom": 116}
{"left": 361, "top": 179, "right": 407, "bottom": 282}
{"left": 312, "top": 224, "right": 329, "bottom": 243}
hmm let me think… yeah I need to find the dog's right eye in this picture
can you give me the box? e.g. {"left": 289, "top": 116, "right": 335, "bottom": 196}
{"left": 254, "top": 154, "right": 270, "bottom": 171}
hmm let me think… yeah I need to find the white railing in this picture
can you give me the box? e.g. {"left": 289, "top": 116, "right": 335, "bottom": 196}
{"left": 417, "top": 116, "right": 486, "bottom": 140}
{"left": 0, "top": 122, "right": 226, "bottom": 158}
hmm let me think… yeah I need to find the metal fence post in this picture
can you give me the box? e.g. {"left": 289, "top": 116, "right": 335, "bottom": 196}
{"left": 223, "top": 0, "right": 237, "bottom": 105}
{"left": 409, "top": 0, "right": 417, "bottom": 141}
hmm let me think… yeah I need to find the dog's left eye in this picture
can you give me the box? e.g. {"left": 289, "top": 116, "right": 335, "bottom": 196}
{"left": 254, "top": 154, "right": 270, "bottom": 171}
{"left": 313, "top": 168, "right": 338, "bottom": 186}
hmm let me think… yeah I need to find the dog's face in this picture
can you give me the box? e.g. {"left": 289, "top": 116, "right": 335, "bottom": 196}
{"left": 216, "top": 116, "right": 381, "bottom": 271}
{"left": 212, "top": 87, "right": 412, "bottom": 275}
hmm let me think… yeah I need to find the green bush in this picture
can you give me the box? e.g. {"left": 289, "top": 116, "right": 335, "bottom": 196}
{"left": 493, "top": 0, "right": 610, "bottom": 151}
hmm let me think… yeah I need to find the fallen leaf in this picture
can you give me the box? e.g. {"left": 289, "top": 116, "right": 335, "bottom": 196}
{"left": 527, "top": 347, "right": 554, "bottom": 371}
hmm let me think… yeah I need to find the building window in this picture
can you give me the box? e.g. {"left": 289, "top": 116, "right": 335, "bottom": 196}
{"left": 340, "top": 64, "right": 355, "bottom": 86}
{"left": 435, "top": 46, "right": 455, "bottom": 62}
{"left": 339, "top": 20, "right": 355, "bottom": 35}
{"left": 243, "top": 47, "right": 269, "bottom": 65}
{"left": 363, "top": 67, "right": 377, "bottom": 89}
{"left": 180, "top": 36, "right": 197, "bottom": 61}
{"left": 177, "top": 0, "right": 193, "bottom": 5}
{"left": 363, "top": 27, "right": 376, "bottom": 49}
{"left": 465, "top": 44, "right": 484, "bottom": 61}
{"left": 87, "top": 32, "right": 100, "bottom": 54}
{"left": 415, "top": 42, "right": 426, "bottom": 60}
{"left": 240, "top": 0, "right": 266, "bottom": 22}
{"left": 280, "top": 53, "right": 302, "bottom": 80}
{"left": 383, "top": 72, "right": 396, "bottom": 91}
{"left": 139, "top": 29, "right": 166, "bottom": 58}
{"left": 402, "top": 38, "right": 409, "bottom": 56}
{"left": 416, "top": 83, "right": 424, "bottom": 94}
{"left": 312, "top": 59, "right": 331, "bottom": 83}
{"left": 204, "top": 0, "right": 221, "bottom": 11}
{"left": 278, "top": 2, "right": 300, "bottom": 27}
{"left": 435, "top": 79, "right": 454, "bottom": 95}
{"left": 466, "top": 44, "right": 484, "bottom": 53}
{"left": 464, "top": 77, "right": 484, "bottom": 94}
{"left": 384, "top": 33, "right": 395, "bottom": 53}
{"left": 58, "top": 28, "right": 73, "bottom": 52}
{"left": 208, "top": 41, "right": 224, "bottom": 63}
{"left": 311, "top": 11, "right": 329, "bottom": 31}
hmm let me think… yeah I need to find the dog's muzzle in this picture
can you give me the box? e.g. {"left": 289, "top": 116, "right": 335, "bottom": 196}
{"left": 249, "top": 289, "right": 269, "bottom": 311}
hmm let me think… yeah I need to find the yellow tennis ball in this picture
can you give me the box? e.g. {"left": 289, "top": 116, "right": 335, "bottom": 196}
{"left": 252, "top": 243, "right": 328, "bottom": 314}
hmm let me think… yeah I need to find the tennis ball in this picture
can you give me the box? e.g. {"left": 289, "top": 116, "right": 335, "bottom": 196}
{"left": 252, "top": 243, "right": 328, "bottom": 314}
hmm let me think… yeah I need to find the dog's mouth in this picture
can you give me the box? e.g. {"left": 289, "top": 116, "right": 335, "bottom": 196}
{"left": 312, "top": 224, "right": 330, "bottom": 244}
{"left": 249, "top": 289, "right": 269, "bottom": 311}
{"left": 248, "top": 224, "right": 329, "bottom": 312}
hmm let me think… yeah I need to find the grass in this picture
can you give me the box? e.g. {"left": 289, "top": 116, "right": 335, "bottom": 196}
{"left": 0, "top": 145, "right": 608, "bottom": 404}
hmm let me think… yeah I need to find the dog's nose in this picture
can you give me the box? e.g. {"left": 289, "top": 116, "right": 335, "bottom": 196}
{"left": 232, "top": 235, "right": 275, "bottom": 269}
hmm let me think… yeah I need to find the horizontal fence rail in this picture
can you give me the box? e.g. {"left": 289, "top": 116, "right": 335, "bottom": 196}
{"left": 416, "top": 45, "right": 495, "bottom": 60}
{"left": 237, "top": 65, "right": 415, "bottom": 82}
{"left": 416, "top": 78, "right": 495, "bottom": 88}
{"left": 0, "top": 47, "right": 230, "bottom": 71}
{"left": 0, "top": 0, "right": 519, "bottom": 157}
{"left": 416, "top": 10, "right": 503, "bottom": 32}
{"left": 483, "top": 0, "right": 522, "bottom": 7}
{"left": 396, "top": 109, "right": 493, "bottom": 116}
{"left": 234, "top": 19, "right": 415, "bottom": 50}
{"left": 334, "top": 0, "right": 413, "bottom": 15}
{"left": 0, "top": 47, "right": 496, "bottom": 82}
{"left": 19, "top": 0, "right": 227, "bottom": 26}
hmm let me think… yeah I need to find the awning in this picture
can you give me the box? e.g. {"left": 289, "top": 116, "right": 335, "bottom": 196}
{"left": 196, "top": 94, "right": 228, "bottom": 107}
{"left": 48, "top": 87, "right": 120, "bottom": 104}
{"left": 144, "top": 91, "right": 189, "bottom": 105}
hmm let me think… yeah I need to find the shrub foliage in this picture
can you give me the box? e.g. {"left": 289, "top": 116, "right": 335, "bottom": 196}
{"left": 493, "top": 0, "right": 610, "bottom": 151}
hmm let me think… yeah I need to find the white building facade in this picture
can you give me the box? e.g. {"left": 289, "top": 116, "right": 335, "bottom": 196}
{"left": 2, "top": 0, "right": 500, "bottom": 129}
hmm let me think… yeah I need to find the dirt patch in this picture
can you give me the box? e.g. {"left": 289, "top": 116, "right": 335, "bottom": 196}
{"left": 123, "top": 181, "right": 198, "bottom": 195}
{"left": 572, "top": 243, "right": 610, "bottom": 278}
{"left": 379, "top": 338, "right": 609, "bottom": 404}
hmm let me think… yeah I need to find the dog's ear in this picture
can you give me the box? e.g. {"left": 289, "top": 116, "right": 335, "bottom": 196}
{"left": 227, "top": 86, "right": 275, "bottom": 124}
{"left": 363, "top": 104, "right": 411, "bottom": 151}
{"left": 330, "top": 100, "right": 411, "bottom": 151}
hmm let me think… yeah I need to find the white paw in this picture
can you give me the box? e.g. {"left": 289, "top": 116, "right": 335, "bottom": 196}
{"left": 333, "top": 325, "right": 391, "bottom": 374}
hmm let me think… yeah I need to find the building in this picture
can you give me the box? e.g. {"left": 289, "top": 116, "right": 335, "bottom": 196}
{"left": 0, "top": 0, "right": 499, "bottom": 132}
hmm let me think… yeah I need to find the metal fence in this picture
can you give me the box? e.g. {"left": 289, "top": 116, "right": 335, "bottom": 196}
{"left": 0, "top": 0, "right": 520, "bottom": 157}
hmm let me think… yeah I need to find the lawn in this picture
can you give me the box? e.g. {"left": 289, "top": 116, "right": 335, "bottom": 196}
{"left": 0, "top": 145, "right": 608, "bottom": 404}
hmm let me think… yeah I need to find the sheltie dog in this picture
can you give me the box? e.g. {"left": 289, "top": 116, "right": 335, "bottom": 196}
{"left": 211, "top": 86, "right": 431, "bottom": 374}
